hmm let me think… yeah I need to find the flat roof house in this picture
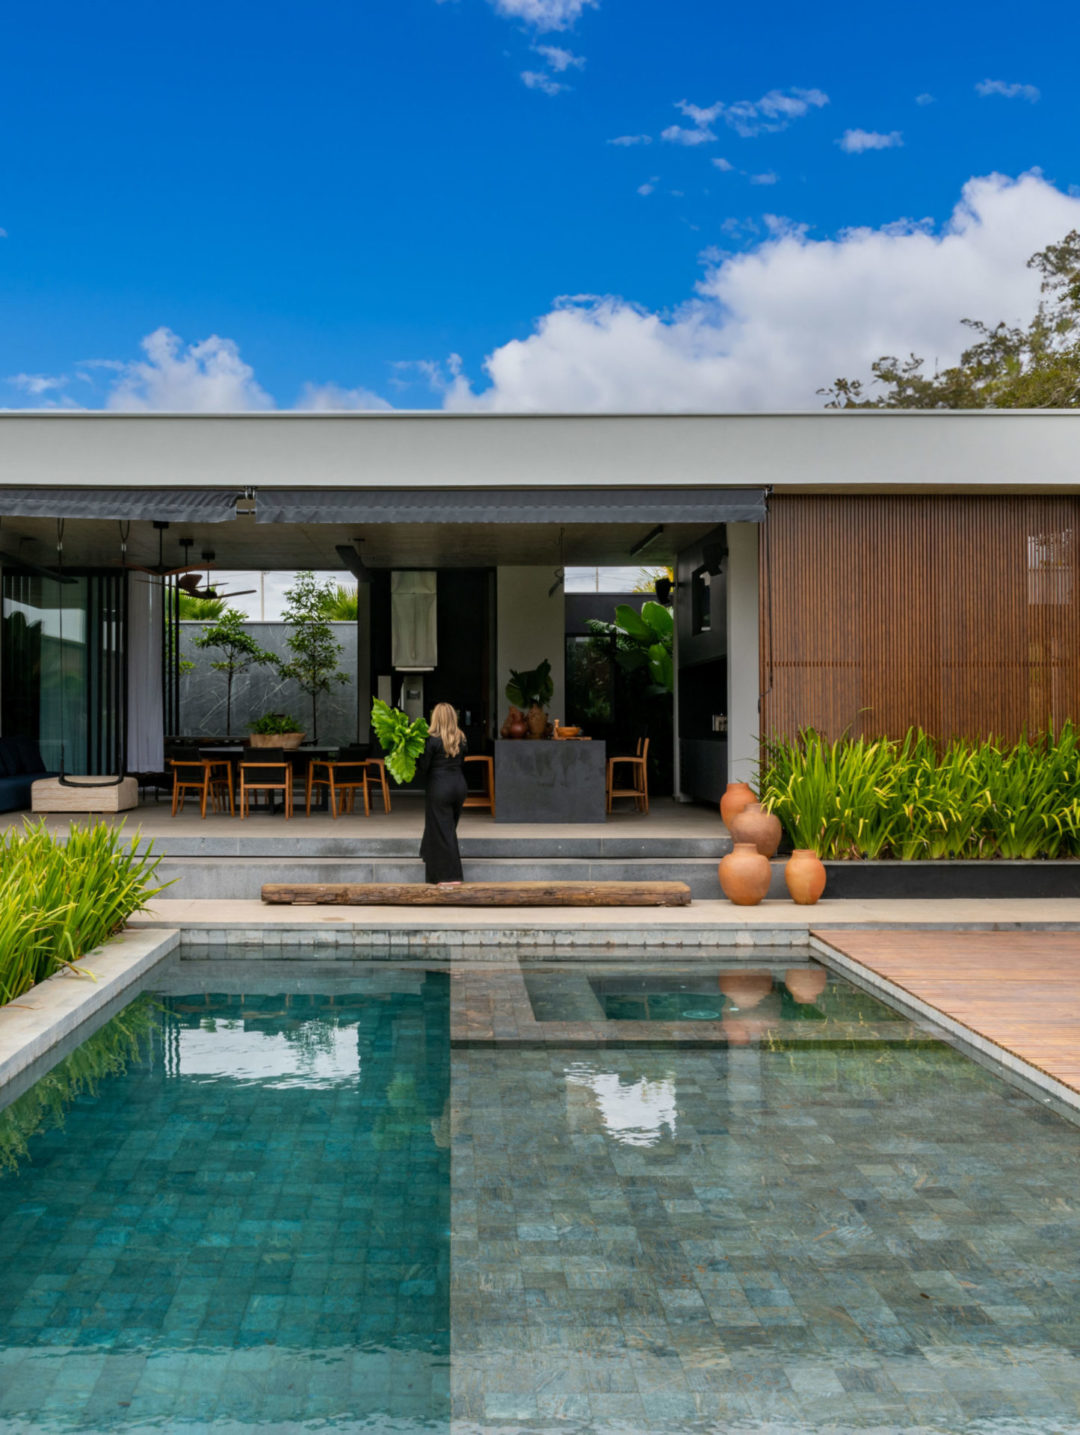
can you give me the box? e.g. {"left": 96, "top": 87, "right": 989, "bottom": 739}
{"left": 0, "top": 409, "right": 1076, "bottom": 817}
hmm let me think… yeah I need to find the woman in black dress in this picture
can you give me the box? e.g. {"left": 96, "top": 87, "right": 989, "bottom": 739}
{"left": 416, "top": 703, "right": 468, "bottom": 885}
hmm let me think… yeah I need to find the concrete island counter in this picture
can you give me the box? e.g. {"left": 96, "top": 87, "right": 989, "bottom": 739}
{"left": 494, "top": 739, "right": 607, "bottom": 823}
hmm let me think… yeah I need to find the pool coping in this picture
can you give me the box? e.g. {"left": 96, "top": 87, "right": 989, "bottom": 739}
{"left": 0, "top": 927, "right": 181, "bottom": 1095}
{"left": 809, "top": 932, "right": 1080, "bottom": 1116}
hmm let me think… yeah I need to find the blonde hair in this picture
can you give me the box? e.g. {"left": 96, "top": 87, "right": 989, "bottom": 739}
{"left": 429, "top": 702, "right": 464, "bottom": 758}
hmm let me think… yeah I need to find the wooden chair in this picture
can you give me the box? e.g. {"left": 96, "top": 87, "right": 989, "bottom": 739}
{"left": 306, "top": 746, "right": 371, "bottom": 818}
{"left": 606, "top": 737, "right": 650, "bottom": 814}
{"left": 238, "top": 749, "right": 293, "bottom": 819}
{"left": 363, "top": 757, "right": 392, "bottom": 814}
{"left": 169, "top": 748, "right": 234, "bottom": 818}
{"left": 463, "top": 754, "right": 495, "bottom": 818}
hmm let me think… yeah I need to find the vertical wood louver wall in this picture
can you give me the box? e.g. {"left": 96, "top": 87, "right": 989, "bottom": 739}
{"left": 760, "top": 495, "right": 1080, "bottom": 742}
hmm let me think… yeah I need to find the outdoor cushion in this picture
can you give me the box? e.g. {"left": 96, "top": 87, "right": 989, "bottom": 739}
{"left": 0, "top": 771, "right": 59, "bottom": 813}
{"left": 10, "top": 738, "right": 46, "bottom": 774}
{"left": 0, "top": 742, "right": 18, "bottom": 777}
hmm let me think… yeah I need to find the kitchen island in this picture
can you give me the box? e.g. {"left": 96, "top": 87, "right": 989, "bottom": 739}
{"left": 494, "top": 739, "right": 607, "bottom": 824}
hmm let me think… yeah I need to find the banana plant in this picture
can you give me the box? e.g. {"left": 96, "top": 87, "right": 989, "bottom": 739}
{"left": 371, "top": 698, "right": 429, "bottom": 784}
{"left": 586, "top": 600, "right": 673, "bottom": 696}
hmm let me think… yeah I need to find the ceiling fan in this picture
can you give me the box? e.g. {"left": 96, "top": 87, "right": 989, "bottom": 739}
{"left": 124, "top": 522, "right": 206, "bottom": 578}
{"left": 173, "top": 552, "right": 257, "bottom": 601}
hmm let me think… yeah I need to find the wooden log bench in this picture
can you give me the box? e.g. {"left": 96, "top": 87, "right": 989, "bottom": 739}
{"left": 261, "top": 881, "right": 692, "bottom": 907}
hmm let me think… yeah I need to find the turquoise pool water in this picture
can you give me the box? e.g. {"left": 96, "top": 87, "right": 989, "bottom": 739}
{"left": 0, "top": 969, "right": 449, "bottom": 1432}
{"left": 3, "top": 956, "right": 1080, "bottom": 1434}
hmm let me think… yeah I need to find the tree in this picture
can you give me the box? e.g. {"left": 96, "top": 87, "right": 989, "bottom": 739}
{"left": 177, "top": 591, "right": 228, "bottom": 621}
{"left": 317, "top": 583, "right": 360, "bottom": 621}
{"left": 193, "top": 608, "right": 278, "bottom": 737}
{"left": 821, "top": 230, "right": 1080, "bottom": 409}
{"left": 277, "top": 572, "right": 351, "bottom": 743}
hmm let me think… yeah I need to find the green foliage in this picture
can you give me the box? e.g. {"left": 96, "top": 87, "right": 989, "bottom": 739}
{"left": 371, "top": 698, "right": 429, "bottom": 784}
{"left": 247, "top": 711, "right": 302, "bottom": 735}
{"left": 278, "top": 572, "right": 351, "bottom": 744}
{"left": 822, "top": 229, "right": 1080, "bottom": 408}
{"left": 505, "top": 658, "right": 554, "bottom": 708}
{"left": 0, "top": 996, "right": 159, "bottom": 1173}
{"left": 317, "top": 583, "right": 360, "bottom": 621}
{"left": 193, "top": 608, "right": 278, "bottom": 737}
{"left": 0, "top": 821, "right": 168, "bottom": 1006}
{"left": 585, "top": 599, "right": 674, "bottom": 696}
{"left": 177, "top": 591, "right": 228, "bottom": 621}
{"left": 760, "top": 724, "right": 1080, "bottom": 861}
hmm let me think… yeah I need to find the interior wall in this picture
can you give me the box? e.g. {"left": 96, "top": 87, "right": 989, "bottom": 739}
{"left": 496, "top": 567, "right": 565, "bottom": 723}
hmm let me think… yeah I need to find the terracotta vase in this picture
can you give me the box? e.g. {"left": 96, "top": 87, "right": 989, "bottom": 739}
{"left": 720, "top": 781, "right": 756, "bottom": 829}
{"left": 784, "top": 967, "right": 828, "bottom": 1004}
{"left": 717, "top": 843, "right": 772, "bottom": 906}
{"left": 500, "top": 706, "right": 522, "bottom": 739}
{"left": 526, "top": 703, "right": 548, "bottom": 739}
{"left": 728, "top": 802, "right": 782, "bottom": 858}
{"left": 784, "top": 849, "right": 827, "bottom": 906}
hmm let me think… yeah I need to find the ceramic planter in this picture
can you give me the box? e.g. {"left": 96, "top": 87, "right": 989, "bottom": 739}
{"left": 526, "top": 704, "right": 548, "bottom": 739}
{"left": 500, "top": 707, "right": 527, "bottom": 740}
{"left": 718, "top": 842, "right": 772, "bottom": 906}
{"left": 720, "top": 781, "right": 755, "bottom": 829}
{"left": 784, "top": 849, "right": 827, "bottom": 905}
{"left": 728, "top": 801, "right": 782, "bottom": 858}
{"left": 250, "top": 732, "right": 304, "bottom": 750}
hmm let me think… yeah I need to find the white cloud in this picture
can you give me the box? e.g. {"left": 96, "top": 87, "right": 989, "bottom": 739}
{"left": 711, "top": 157, "right": 734, "bottom": 172}
{"left": 489, "top": 0, "right": 596, "bottom": 31}
{"left": 7, "top": 372, "right": 68, "bottom": 396}
{"left": 0, "top": 228, "right": 7, "bottom": 239}
{"left": 637, "top": 177, "right": 659, "bottom": 196}
{"left": 439, "top": 172, "right": 1080, "bottom": 412}
{"left": 533, "top": 43, "right": 584, "bottom": 71}
{"left": 104, "top": 328, "right": 274, "bottom": 412}
{"left": 661, "top": 123, "right": 715, "bottom": 146}
{"left": 839, "top": 129, "right": 904, "bottom": 153}
{"left": 295, "top": 382, "right": 394, "bottom": 411}
{"left": 915, "top": 92, "right": 935, "bottom": 105}
{"left": 521, "top": 69, "right": 566, "bottom": 95}
{"left": 749, "top": 171, "right": 778, "bottom": 185}
{"left": 976, "top": 79, "right": 1040, "bottom": 102}
{"left": 608, "top": 134, "right": 651, "bottom": 146}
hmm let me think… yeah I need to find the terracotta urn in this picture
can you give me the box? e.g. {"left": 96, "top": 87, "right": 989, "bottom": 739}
{"left": 501, "top": 706, "right": 527, "bottom": 740}
{"left": 717, "top": 843, "right": 772, "bottom": 906}
{"left": 526, "top": 703, "right": 548, "bottom": 739}
{"left": 784, "top": 967, "right": 828, "bottom": 1004}
{"left": 717, "top": 971, "right": 773, "bottom": 1008}
{"left": 728, "top": 802, "right": 782, "bottom": 858}
{"left": 784, "top": 849, "right": 827, "bottom": 906}
{"left": 720, "top": 781, "right": 755, "bottom": 829}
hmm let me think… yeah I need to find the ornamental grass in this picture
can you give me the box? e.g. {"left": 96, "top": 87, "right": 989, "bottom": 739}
{"left": 0, "top": 820, "right": 166, "bottom": 1006}
{"left": 760, "top": 723, "right": 1080, "bottom": 861}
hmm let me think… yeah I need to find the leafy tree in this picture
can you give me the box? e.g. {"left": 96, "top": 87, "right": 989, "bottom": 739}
{"left": 821, "top": 230, "right": 1080, "bottom": 409}
{"left": 278, "top": 572, "right": 351, "bottom": 743}
{"left": 193, "top": 608, "right": 278, "bottom": 737}
{"left": 318, "top": 583, "right": 360, "bottom": 621}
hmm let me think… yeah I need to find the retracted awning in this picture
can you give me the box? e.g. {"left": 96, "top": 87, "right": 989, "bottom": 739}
{"left": 256, "top": 487, "right": 768, "bottom": 525}
{"left": 0, "top": 488, "right": 239, "bottom": 523}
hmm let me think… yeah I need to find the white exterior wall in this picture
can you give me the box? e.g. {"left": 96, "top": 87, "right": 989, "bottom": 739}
{"left": 496, "top": 568, "right": 565, "bottom": 722}
{"left": 726, "top": 523, "right": 761, "bottom": 784}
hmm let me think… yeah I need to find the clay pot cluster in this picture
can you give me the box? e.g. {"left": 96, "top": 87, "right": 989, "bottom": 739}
{"left": 717, "top": 781, "right": 827, "bottom": 907}
{"left": 500, "top": 704, "right": 551, "bottom": 740}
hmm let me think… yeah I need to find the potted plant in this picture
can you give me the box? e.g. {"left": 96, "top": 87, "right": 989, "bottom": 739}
{"left": 248, "top": 713, "right": 306, "bottom": 750}
{"left": 505, "top": 659, "right": 554, "bottom": 740}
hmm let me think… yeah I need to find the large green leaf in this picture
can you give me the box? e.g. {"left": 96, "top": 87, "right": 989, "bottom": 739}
{"left": 640, "top": 601, "right": 673, "bottom": 640}
{"left": 613, "top": 604, "right": 652, "bottom": 640}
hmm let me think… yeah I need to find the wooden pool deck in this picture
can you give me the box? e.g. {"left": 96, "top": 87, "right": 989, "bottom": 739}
{"left": 812, "top": 929, "right": 1080, "bottom": 1107}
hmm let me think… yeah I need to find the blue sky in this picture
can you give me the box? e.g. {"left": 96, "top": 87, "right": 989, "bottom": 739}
{"left": 2, "top": 0, "right": 1079, "bottom": 411}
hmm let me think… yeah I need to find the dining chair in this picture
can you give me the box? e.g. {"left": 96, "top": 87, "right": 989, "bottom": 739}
{"left": 606, "top": 737, "right": 650, "bottom": 814}
{"left": 363, "top": 757, "right": 392, "bottom": 814}
{"left": 463, "top": 754, "right": 496, "bottom": 818}
{"left": 306, "top": 746, "right": 371, "bottom": 818}
{"left": 169, "top": 747, "right": 234, "bottom": 818}
{"left": 238, "top": 748, "right": 293, "bottom": 819}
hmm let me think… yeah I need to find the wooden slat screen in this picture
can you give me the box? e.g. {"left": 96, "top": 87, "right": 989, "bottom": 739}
{"left": 760, "top": 495, "right": 1080, "bottom": 742}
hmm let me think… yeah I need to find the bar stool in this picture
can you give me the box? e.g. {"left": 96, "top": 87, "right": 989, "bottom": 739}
{"left": 606, "top": 737, "right": 650, "bottom": 814}
{"left": 238, "top": 749, "right": 293, "bottom": 819}
{"left": 463, "top": 755, "right": 495, "bottom": 818}
{"left": 306, "top": 747, "right": 371, "bottom": 818}
{"left": 169, "top": 748, "right": 234, "bottom": 818}
{"left": 363, "top": 758, "right": 392, "bottom": 814}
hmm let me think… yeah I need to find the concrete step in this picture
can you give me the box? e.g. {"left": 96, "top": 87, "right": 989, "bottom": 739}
{"left": 157, "top": 855, "right": 735, "bottom": 901}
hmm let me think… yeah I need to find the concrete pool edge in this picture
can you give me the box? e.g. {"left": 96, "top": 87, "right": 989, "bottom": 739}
{"left": 0, "top": 928, "right": 181, "bottom": 1093}
{"left": 809, "top": 932, "right": 1080, "bottom": 1117}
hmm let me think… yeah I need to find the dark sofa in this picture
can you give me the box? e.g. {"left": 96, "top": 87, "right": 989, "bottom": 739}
{"left": 0, "top": 737, "right": 58, "bottom": 812}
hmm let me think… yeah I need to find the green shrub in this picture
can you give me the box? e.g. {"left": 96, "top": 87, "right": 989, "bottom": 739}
{"left": 247, "top": 712, "right": 302, "bottom": 735}
{"left": 759, "top": 723, "right": 1080, "bottom": 861}
{"left": 0, "top": 821, "right": 167, "bottom": 1005}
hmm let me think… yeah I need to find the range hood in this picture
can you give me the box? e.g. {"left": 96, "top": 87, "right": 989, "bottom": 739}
{"left": 391, "top": 570, "right": 437, "bottom": 672}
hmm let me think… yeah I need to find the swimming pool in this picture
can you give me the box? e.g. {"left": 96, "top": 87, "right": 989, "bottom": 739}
{"left": 3, "top": 953, "right": 1080, "bottom": 1433}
